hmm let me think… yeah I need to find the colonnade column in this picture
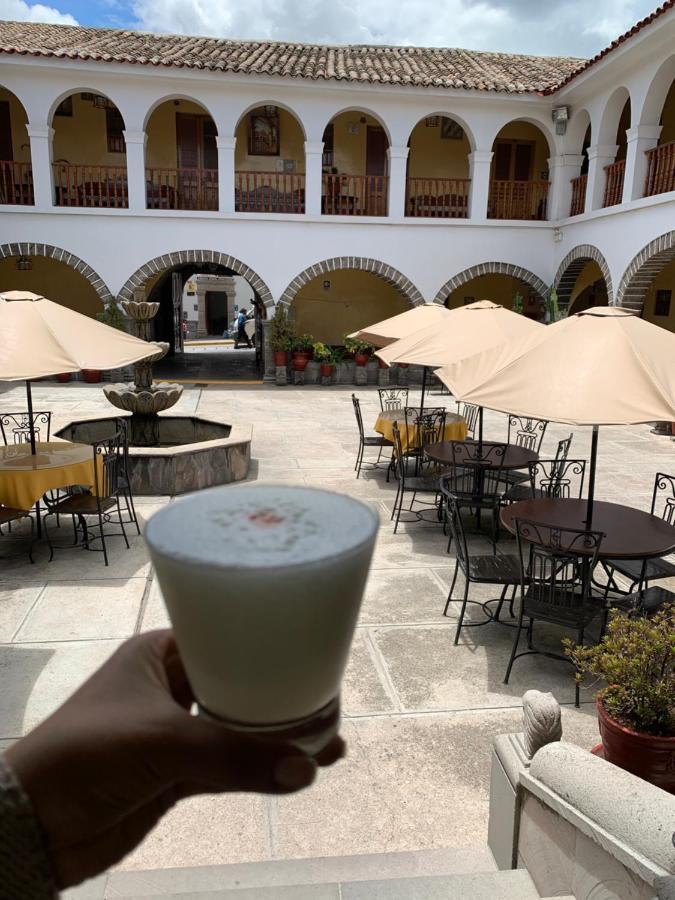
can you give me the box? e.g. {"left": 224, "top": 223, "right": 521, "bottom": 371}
{"left": 622, "top": 125, "right": 662, "bottom": 202}
{"left": 386, "top": 146, "right": 409, "bottom": 220}
{"left": 467, "top": 150, "right": 493, "bottom": 220}
{"left": 26, "top": 124, "right": 54, "bottom": 209}
{"left": 547, "top": 154, "right": 585, "bottom": 219}
{"left": 304, "top": 141, "right": 324, "bottom": 216}
{"left": 585, "top": 144, "right": 618, "bottom": 211}
{"left": 123, "top": 130, "right": 147, "bottom": 212}
{"left": 216, "top": 136, "right": 236, "bottom": 214}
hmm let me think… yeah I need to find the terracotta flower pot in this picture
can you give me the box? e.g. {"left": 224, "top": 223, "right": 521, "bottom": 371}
{"left": 320, "top": 363, "right": 334, "bottom": 378}
{"left": 378, "top": 357, "right": 388, "bottom": 369}
{"left": 55, "top": 372, "right": 71, "bottom": 383}
{"left": 274, "top": 350, "right": 288, "bottom": 366}
{"left": 354, "top": 352, "right": 369, "bottom": 367}
{"left": 597, "top": 697, "right": 675, "bottom": 793}
{"left": 293, "top": 355, "right": 309, "bottom": 372}
{"left": 398, "top": 362, "right": 409, "bottom": 369}
{"left": 82, "top": 369, "right": 102, "bottom": 384}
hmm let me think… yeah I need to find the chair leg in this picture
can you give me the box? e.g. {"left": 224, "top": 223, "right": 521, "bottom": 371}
{"left": 504, "top": 608, "right": 526, "bottom": 684}
{"left": 453, "top": 578, "right": 470, "bottom": 645}
{"left": 125, "top": 490, "right": 140, "bottom": 535}
{"left": 44, "top": 514, "right": 55, "bottom": 563}
{"left": 393, "top": 490, "right": 403, "bottom": 534}
{"left": 444, "top": 561, "right": 459, "bottom": 616}
{"left": 97, "top": 508, "right": 109, "bottom": 567}
{"left": 117, "top": 498, "right": 130, "bottom": 550}
{"left": 494, "top": 583, "right": 509, "bottom": 622}
{"left": 527, "top": 618, "right": 534, "bottom": 650}
{"left": 508, "top": 584, "right": 517, "bottom": 618}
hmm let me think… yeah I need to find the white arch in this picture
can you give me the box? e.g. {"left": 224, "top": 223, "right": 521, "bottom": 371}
{"left": 47, "top": 87, "right": 128, "bottom": 127}
{"left": 142, "top": 94, "right": 219, "bottom": 132}
{"left": 321, "top": 105, "right": 392, "bottom": 145}
{"left": 565, "top": 108, "right": 591, "bottom": 156}
{"left": 233, "top": 99, "right": 307, "bottom": 140}
{"left": 486, "top": 115, "right": 557, "bottom": 158}
{"left": 640, "top": 54, "right": 675, "bottom": 126}
{"left": 405, "top": 110, "right": 477, "bottom": 152}
{"left": 596, "top": 86, "right": 631, "bottom": 147}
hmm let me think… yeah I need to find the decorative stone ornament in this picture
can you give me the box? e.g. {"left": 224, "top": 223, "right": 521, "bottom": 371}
{"left": 522, "top": 690, "right": 563, "bottom": 759}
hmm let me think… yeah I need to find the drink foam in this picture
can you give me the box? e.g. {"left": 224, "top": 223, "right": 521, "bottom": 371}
{"left": 145, "top": 485, "right": 377, "bottom": 568}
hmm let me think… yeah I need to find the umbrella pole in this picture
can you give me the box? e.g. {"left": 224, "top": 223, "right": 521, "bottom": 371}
{"left": 585, "top": 425, "right": 599, "bottom": 528}
{"left": 26, "top": 379, "right": 36, "bottom": 455}
{"left": 478, "top": 406, "right": 484, "bottom": 450}
{"left": 420, "top": 366, "right": 428, "bottom": 411}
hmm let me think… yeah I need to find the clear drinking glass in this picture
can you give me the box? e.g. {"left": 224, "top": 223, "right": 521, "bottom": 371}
{"left": 145, "top": 484, "right": 378, "bottom": 754}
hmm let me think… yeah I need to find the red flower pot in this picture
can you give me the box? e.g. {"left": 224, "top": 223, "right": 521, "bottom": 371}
{"left": 293, "top": 354, "right": 309, "bottom": 372}
{"left": 378, "top": 357, "right": 388, "bottom": 369}
{"left": 320, "top": 363, "right": 334, "bottom": 378}
{"left": 597, "top": 697, "right": 675, "bottom": 793}
{"left": 55, "top": 372, "right": 71, "bottom": 383}
{"left": 354, "top": 353, "right": 369, "bottom": 367}
{"left": 274, "top": 351, "right": 288, "bottom": 367}
{"left": 82, "top": 369, "right": 102, "bottom": 384}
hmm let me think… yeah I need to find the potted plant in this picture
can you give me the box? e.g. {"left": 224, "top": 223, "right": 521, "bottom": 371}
{"left": 270, "top": 306, "right": 295, "bottom": 367}
{"left": 313, "top": 342, "right": 339, "bottom": 378}
{"left": 565, "top": 604, "right": 674, "bottom": 793}
{"left": 344, "top": 336, "right": 373, "bottom": 366}
{"left": 85, "top": 302, "right": 129, "bottom": 383}
{"left": 292, "top": 333, "right": 314, "bottom": 371}
{"left": 55, "top": 372, "right": 71, "bottom": 383}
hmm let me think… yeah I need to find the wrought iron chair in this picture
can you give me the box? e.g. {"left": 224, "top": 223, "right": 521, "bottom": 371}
{"left": 506, "top": 456, "right": 586, "bottom": 505}
{"left": 44, "top": 428, "right": 131, "bottom": 567}
{"left": 443, "top": 440, "right": 508, "bottom": 552}
{"left": 391, "top": 424, "right": 442, "bottom": 533}
{"left": 505, "top": 518, "right": 605, "bottom": 706}
{"left": 504, "top": 414, "right": 548, "bottom": 486}
{"left": 456, "top": 402, "right": 479, "bottom": 440}
{"left": 440, "top": 482, "right": 521, "bottom": 645}
{"left": 352, "top": 394, "right": 389, "bottom": 478}
{"left": 0, "top": 411, "right": 52, "bottom": 445}
{"left": 0, "top": 506, "right": 34, "bottom": 562}
{"left": 403, "top": 406, "right": 446, "bottom": 473}
{"left": 602, "top": 472, "right": 675, "bottom": 594}
{"left": 503, "top": 434, "right": 573, "bottom": 502}
{"left": 378, "top": 388, "right": 409, "bottom": 411}
{"left": 115, "top": 418, "right": 140, "bottom": 535}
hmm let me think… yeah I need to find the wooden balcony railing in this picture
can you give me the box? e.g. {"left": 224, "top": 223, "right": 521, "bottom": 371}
{"left": 145, "top": 167, "right": 218, "bottom": 211}
{"left": 235, "top": 171, "right": 305, "bottom": 213}
{"left": 602, "top": 159, "right": 625, "bottom": 207}
{"left": 406, "top": 178, "right": 470, "bottom": 218}
{"left": 487, "top": 180, "right": 549, "bottom": 220}
{"left": 569, "top": 174, "right": 587, "bottom": 217}
{"left": 0, "top": 161, "right": 33, "bottom": 205}
{"left": 644, "top": 140, "right": 675, "bottom": 197}
{"left": 53, "top": 164, "right": 128, "bottom": 208}
{"left": 322, "top": 174, "right": 388, "bottom": 216}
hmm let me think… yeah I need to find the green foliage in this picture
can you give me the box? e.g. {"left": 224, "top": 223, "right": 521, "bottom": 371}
{"left": 292, "top": 332, "right": 314, "bottom": 352}
{"left": 343, "top": 335, "right": 373, "bottom": 354}
{"left": 269, "top": 305, "right": 295, "bottom": 352}
{"left": 564, "top": 604, "right": 675, "bottom": 737}
{"left": 96, "top": 302, "right": 127, "bottom": 332}
{"left": 511, "top": 292, "right": 524, "bottom": 315}
{"left": 312, "top": 341, "right": 332, "bottom": 362}
{"left": 545, "top": 286, "right": 564, "bottom": 323}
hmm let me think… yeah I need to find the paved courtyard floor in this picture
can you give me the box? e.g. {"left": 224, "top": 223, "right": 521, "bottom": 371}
{"left": 0, "top": 381, "right": 673, "bottom": 874}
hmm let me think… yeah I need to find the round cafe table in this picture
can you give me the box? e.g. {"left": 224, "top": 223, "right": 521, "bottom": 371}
{"left": 0, "top": 441, "right": 99, "bottom": 512}
{"left": 374, "top": 409, "right": 467, "bottom": 453}
{"left": 425, "top": 439, "right": 538, "bottom": 471}
{"left": 501, "top": 498, "right": 675, "bottom": 560}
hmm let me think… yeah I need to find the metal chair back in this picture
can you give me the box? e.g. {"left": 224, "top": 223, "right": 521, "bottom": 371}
{"left": 528, "top": 458, "right": 587, "bottom": 499}
{"left": 652, "top": 473, "right": 675, "bottom": 525}
{"left": 92, "top": 429, "right": 125, "bottom": 500}
{"left": 378, "top": 388, "right": 409, "bottom": 411}
{"left": 445, "top": 440, "right": 507, "bottom": 500}
{"left": 457, "top": 402, "right": 479, "bottom": 439}
{"left": 507, "top": 414, "right": 548, "bottom": 454}
{"left": 0, "top": 411, "right": 52, "bottom": 445}
{"left": 391, "top": 423, "right": 407, "bottom": 488}
{"left": 351, "top": 394, "right": 365, "bottom": 441}
{"left": 416, "top": 409, "right": 446, "bottom": 454}
{"left": 439, "top": 481, "right": 470, "bottom": 577}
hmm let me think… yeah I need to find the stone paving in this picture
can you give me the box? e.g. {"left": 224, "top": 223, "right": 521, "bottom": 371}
{"left": 0, "top": 381, "right": 673, "bottom": 873}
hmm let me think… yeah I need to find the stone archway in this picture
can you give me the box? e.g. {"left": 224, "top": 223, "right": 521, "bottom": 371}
{"left": 118, "top": 250, "right": 274, "bottom": 310}
{"left": 616, "top": 231, "right": 675, "bottom": 312}
{"left": 0, "top": 242, "right": 113, "bottom": 305}
{"left": 553, "top": 245, "right": 613, "bottom": 310}
{"left": 433, "top": 262, "right": 548, "bottom": 306}
{"left": 279, "top": 257, "right": 424, "bottom": 308}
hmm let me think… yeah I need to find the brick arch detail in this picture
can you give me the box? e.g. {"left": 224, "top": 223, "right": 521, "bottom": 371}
{"left": 553, "top": 245, "right": 614, "bottom": 309}
{"left": 433, "top": 262, "right": 548, "bottom": 306}
{"left": 118, "top": 250, "right": 274, "bottom": 309}
{"left": 0, "top": 242, "right": 113, "bottom": 305}
{"left": 616, "top": 231, "right": 675, "bottom": 313}
{"left": 278, "top": 257, "right": 424, "bottom": 309}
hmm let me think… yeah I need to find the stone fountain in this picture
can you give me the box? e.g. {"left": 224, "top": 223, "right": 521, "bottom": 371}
{"left": 55, "top": 300, "right": 251, "bottom": 495}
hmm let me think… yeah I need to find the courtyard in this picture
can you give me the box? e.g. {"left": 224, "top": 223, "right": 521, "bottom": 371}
{"left": 0, "top": 379, "right": 671, "bottom": 880}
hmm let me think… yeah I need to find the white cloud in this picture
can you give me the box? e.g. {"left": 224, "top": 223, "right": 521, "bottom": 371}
{"left": 0, "top": 0, "right": 78, "bottom": 24}
{"left": 130, "top": 0, "right": 659, "bottom": 57}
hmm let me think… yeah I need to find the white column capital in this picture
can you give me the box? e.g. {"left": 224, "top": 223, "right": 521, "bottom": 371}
{"left": 548, "top": 154, "right": 585, "bottom": 169}
{"left": 26, "top": 124, "right": 54, "bottom": 141}
{"left": 386, "top": 145, "right": 409, "bottom": 161}
{"left": 586, "top": 143, "right": 618, "bottom": 162}
{"left": 468, "top": 150, "right": 494, "bottom": 166}
{"left": 215, "top": 136, "right": 237, "bottom": 151}
{"left": 123, "top": 130, "right": 147, "bottom": 146}
{"left": 625, "top": 124, "right": 662, "bottom": 144}
{"left": 304, "top": 140, "right": 324, "bottom": 156}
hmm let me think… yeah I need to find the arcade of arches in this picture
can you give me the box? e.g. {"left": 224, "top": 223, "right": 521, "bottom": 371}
{"left": 567, "top": 261, "right": 609, "bottom": 314}
{"left": 642, "top": 256, "right": 675, "bottom": 332}
{"left": 0, "top": 254, "right": 103, "bottom": 316}
{"left": 445, "top": 273, "right": 546, "bottom": 320}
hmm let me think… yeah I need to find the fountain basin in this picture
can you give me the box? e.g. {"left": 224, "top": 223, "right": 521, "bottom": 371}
{"left": 56, "top": 415, "right": 251, "bottom": 496}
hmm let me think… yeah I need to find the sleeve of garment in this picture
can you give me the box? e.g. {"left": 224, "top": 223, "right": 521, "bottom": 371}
{"left": 0, "top": 754, "right": 58, "bottom": 899}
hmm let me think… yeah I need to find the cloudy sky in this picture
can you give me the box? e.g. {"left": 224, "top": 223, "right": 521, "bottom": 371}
{"left": 0, "top": 0, "right": 663, "bottom": 57}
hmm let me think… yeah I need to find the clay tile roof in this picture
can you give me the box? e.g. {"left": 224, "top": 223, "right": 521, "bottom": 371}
{"left": 0, "top": 20, "right": 583, "bottom": 93}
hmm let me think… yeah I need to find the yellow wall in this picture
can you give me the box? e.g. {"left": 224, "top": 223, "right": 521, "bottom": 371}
{"left": 446, "top": 274, "right": 543, "bottom": 319}
{"left": 292, "top": 269, "right": 408, "bottom": 344}
{"left": 491, "top": 121, "right": 551, "bottom": 181}
{"left": 643, "top": 257, "right": 675, "bottom": 332}
{"left": 0, "top": 87, "right": 30, "bottom": 163}
{"left": 658, "top": 80, "right": 675, "bottom": 145}
{"left": 146, "top": 99, "right": 214, "bottom": 169}
{"left": 52, "top": 93, "right": 126, "bottom": 167}
{"left": 407, "top": 118, "right": 470, "bottom": 179}
{"left": 328, "top": 111, "right": 387, "bottom": 175}
{"left": 235, "top": 108, "right": 305, "bottom": 173}
{"left": 567, "top": 260, "right": 607, "bottom": 309}
{"left": 0, "top": 256, "right": 103, "bottom": 316}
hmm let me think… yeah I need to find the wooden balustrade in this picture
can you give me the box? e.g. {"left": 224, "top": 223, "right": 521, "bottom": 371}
{"left": 405, "top": 178, "right": 470, "bottom": 218}
{"left": 52, "top": 164, "right": 128, "bottom": 208}
{"left": 145, "top": 167, "right": 218, "bottom": 211}
{"left": 644, "top": 140, "right": 675, "bottom": 197}
{"left": 487, "top": 180, "right": 549, "bottom": 220}
{"left": 322, "top": 174, "right": 388, "bottom": 216}
{"left": 569, "top": 174, "right": 587, "bottom": 216}
{"left": 0, "top": 161, "right": 33, "bottom": 205}
{"left": 235, "top": 171, "right": 305, "bottom": 213}
{"left": 602, "top": 159, "right": 625, "bottom": 207}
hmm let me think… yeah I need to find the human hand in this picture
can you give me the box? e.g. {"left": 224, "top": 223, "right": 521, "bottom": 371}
{"left": 5, "top": 629, "right": 344, "bottom": 889}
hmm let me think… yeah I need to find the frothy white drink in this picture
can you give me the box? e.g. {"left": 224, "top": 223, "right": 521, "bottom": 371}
{"left": 145, "top": 485, "right": 378, "bottom": 726}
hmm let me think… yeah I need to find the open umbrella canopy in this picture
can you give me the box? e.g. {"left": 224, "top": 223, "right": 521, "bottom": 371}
{"left": 0, "top": 291, "right": 162, "bottom": 380}
{"left": 376, "top": 300, "right": 543, "bottom": 368}
{"left": 437, "top": 307, "right": 675, "bottom": 426}
{"left": 348, "top": 303, "right": 450, "bottom": 349}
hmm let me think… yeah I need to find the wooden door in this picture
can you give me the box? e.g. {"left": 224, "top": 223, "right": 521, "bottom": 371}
{"left": 0, "top": 101, "right": 13, "bottom": 161}
{"left": 366, "top": 127, "right": 387, "bottom": 214}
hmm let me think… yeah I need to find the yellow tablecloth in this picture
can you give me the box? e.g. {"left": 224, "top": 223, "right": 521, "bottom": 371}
{"left": 0, "top": 441, "right": 101, "bottom": 511}
{"left": 374, "top": 410, "right": 467, "bottom": 453}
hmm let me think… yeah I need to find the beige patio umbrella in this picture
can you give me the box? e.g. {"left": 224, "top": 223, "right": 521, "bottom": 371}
{"left": 0, "top": 290, "right": 163, "bottom": 453}
{"left": 436, "top": 307, "right": 675, "bottom": 523}
{"left": 348, "top": 303, "right": 450, "bottom": 348}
